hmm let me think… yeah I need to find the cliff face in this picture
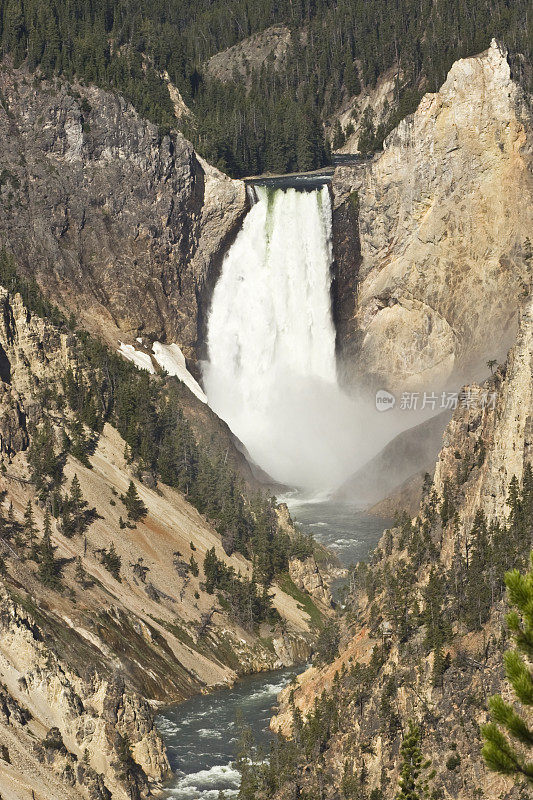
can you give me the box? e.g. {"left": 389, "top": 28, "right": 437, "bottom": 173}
{"left": 269, "top": 295, "right": 533, "bottom": 800}
{"left": 0, "top": 66, "right": 246, "bottom": 360}
{"left": 432, "top": 299, "right": 533, "bottom": 530}
{"left": 0, "top": 587, "right": 169, "bottom": 800}
{"left": 333, "top": 40, "right": 533, "bottom": 394}
{"left": 0, "top": 286, "right": 330, "bottom": 800}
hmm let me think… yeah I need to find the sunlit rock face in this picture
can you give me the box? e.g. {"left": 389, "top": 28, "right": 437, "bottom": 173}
{"left": 333, "top": 39, "right": 533, "bottom": 394}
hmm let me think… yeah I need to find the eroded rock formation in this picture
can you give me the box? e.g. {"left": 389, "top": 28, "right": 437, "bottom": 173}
{"left": 0, "top": 67, "right": 246, "bottom": 359}
{"left": 333, "top": 40, "right": 533, "bottom": 394}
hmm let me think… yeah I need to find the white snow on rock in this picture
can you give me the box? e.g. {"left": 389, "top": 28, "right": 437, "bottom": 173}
{"left": 118, "top": 342, "right": 155, "bottom": 373}
{"left": 117, "top": 341, "right": 208, "bottom": 404}
{"left": 152, "top": 342, "right": 208, "bottom": 403}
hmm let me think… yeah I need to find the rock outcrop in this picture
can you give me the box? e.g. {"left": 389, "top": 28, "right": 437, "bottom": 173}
{"left": 0, "top": 588, "right": 169, "bottom": 800}
{"left": 0, "top": 286, "right": 329, "bottom": 799}
{"left": 0, "top": 66, "right": 246, "bottom": 360}
{"left": 268, "top": 290, "right": 533, "bottom": 800}
{"left": 289, "top": 556, "right": 332, "bottom": 608}
{"left": 205, "top": 25, "right": 291, "bottom": 90}
{"left": 333, "top": 40, "right": 533, "bottom": 394}
{"left": 432, "top": 298, "right": 533, "bottom": 530}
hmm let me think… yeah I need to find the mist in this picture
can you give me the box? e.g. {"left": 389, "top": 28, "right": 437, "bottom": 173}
{"left": 204, "top": 361, "right": 416, "bottom": 491}
{"left": 202, "top": 182, "right": 427, "bottom": 493}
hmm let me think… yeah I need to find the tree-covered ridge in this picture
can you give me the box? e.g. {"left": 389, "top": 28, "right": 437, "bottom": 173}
{"left": 0, "top": 0, "right": 531, "bottom": 175}
{"left": 482, "top": 552, "right": 533, "bottom": 786}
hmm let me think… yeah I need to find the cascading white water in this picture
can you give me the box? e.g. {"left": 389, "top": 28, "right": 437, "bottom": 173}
{"left": 203, "top": 184, "right": 392, "bottom": 491}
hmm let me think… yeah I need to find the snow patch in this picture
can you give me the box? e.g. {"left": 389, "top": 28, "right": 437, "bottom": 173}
{"left": 117, "top": 342, "right": 155, "bottom": 373}
{"left": 152, "top": 342, "right": 207, "bottom": 403}
{"left": 117, "top": 341, "right": 207, "bottom": 404}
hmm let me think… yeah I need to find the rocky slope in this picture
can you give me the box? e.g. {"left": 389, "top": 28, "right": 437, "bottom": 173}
{"left": 332, "top": 40, "right": 533, "bottom": 394}
{"left": 267, "top": 305, "right": 533, "bottom": 800}
{"left": 0, "top": 65, "right": 246, "bottom": 361}
{"left": 334, "top": 410, "right": 451, "bottom": 506}
{"left": 0, "top": 285, "right": 331, "bottom": 800}
{"left": 205, "top": 25, "right": 292, "bottom": 90}
{"left": 330, "top": 67, "right": 400, "bottom": 153}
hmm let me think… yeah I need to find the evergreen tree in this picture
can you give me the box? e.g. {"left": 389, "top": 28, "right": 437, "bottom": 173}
{"left": 396, "top": 720, "right": 432, "bottom": 800}
{"left": 121, "top": 481, "right": 147, "bottom": 522}
{"left": 27, "top": 420, "right": 64, "bottom": 497}
{"left": 101, "top": 542, "right": 121, "bottom": 581}
{"left": 332, "top": 119, "right": 345, "bottom": 151}
{"left": 37, "top": 510, "right": 61, "bottom": 588}
{"left": 481, "top": 552, "right": 533, "bottom": 785}
{"left": 189, "top": 554, "right": 199, "bottom": 577}
{"left": 69, "top": 474, "right": 88, "bottom": 534}
{"left": 315, "top": 620, "right": 341, "bottom": 664}
{"left": 74, "top": 555, "right": 88, "bottom": 586}
{"left": 23, "top": 500, "right": 37, "bottom": 549}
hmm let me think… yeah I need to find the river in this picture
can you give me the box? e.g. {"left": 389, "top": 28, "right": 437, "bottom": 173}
{"left": 157, "top": 501, "right": 391, "bottom": 799}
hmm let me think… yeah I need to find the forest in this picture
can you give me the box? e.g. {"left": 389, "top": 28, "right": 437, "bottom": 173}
{"left": 0, "top": 0, "right": 531, "bottom": 175}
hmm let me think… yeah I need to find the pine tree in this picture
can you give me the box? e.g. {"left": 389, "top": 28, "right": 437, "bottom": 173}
{"left": 23, "top": 500, "right": 37, "bottom": 549}
{"left": 121, "top": 481, "right": 147, "bottom": 522}
{"left": 69, "top": 474, "right": 89, "bottom": 535}
{"left": 189, "top": 554, "right": 199, "bottom": 577}
{"left": 74, "top": 556, "right": 87, "bottom": 587}
{"left": 481, "top": 552, "right": 533, "bottom": 785}
{"left": 332, "top": 119, "right": 345, "bottom": 151}
{"left": 38, "top": 510, "right": 61, "bottom": 588}
{"left": 102, "top": 542, "right": 121, "bottom": 581}
{"left": 396, "top": 720, "right": 432, "bottom": 799}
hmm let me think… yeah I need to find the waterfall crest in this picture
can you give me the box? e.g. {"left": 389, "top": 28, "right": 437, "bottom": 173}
{"left": 203, "top": 185, "right": 370, "bottom": 490}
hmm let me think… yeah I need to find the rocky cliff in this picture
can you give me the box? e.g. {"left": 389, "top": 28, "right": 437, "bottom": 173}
{"left": 332, "top": 40, "right": 533, "bottom": 394}
{"left": 267, "top": 299, "right": 533, "bottom": 800}
{"left": 0, "top": 65, "right": 246, "bottom": 361}
{"left": 0, "top": 285, "right": 331, "bottom": 800}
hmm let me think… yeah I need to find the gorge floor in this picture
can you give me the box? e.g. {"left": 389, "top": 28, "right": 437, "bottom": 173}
{"left": 157, "top": 503, "right": 390, "bottom": 798}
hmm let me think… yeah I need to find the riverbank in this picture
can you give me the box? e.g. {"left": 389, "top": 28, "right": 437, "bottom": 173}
{"left": 157, "top": 503, "right": 391, "bottom": 798}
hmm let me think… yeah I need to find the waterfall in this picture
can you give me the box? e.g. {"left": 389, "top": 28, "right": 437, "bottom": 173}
{"left": 203, "top": 184, "right": 382, "bottom": 491}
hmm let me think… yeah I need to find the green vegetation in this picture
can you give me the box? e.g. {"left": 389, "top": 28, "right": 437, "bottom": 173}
{"left": 482, "top": 552, "right": 533, "bottom": 786}
{"left": 101, "top": 542, "right": 121, "bottom": 581}
{"left": 350, "top": 465, "right": 533, "bottom": 679}
{"left": 0, "top": 1, "right": 531, "bottom": 176}
{"left": 314, "top": 619, "right": 341, "bottom": 663}
{"left": 203, "top": 547, "right": 277, "bottom": 630}
{"left": 396, "top": 720, "right": 434, "bottom": 799}
{"left": 277, "top": 572, "right": 323, "bottom": 629}
{"left": 120, "top": 480, "right": 148, "bottom": 522}
{"left": 37, "top": 510, "right": 62, "bottom": 588}
{"left": 250, "top": 462, "right": 533, "bottom": 798}
{"left": 0, "top": 253, "right": 310, "bottom": 608}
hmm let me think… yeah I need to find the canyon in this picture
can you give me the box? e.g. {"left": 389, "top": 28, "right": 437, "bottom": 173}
{"left": 0, "top": 33, "right": 531, "bottom": 800}
{"left": 1, "top": 39, "right": 531, "bottom": 400}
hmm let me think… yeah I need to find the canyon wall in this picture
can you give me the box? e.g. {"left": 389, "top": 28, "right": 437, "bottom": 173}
{"left": 0, "top": 66, "right": 246, "bottom": 360}
{"left": 0, "top": 286, "right": 330, "bottom": 800}
{"left": 269, "top": 283, "right": 533, "bottom": 800}
{"left": 333, "top": 40, "right": 533, "bottom": 394}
